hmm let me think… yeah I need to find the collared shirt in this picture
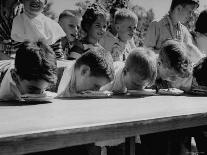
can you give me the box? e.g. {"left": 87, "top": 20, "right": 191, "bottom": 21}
{"left": 100, "top": 31, "right": 134, "bottom": 62}
{"left": 144, "top": 14, "right": 191, "bottom": 51}
{"left": 144, "top": 14, "right": 203, "bottom": 64}
{"left": 57, "top": 61, "right": 77, "bottom": 97}
{"left": 0, "top": 60, "right": 22, "bottom": 101}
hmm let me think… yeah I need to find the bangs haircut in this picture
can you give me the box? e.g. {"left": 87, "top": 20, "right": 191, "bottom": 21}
{"left": 15, "top": 41, "right": 57, "bottom": 83}
{"left": 125, "top": 48, "right": 157, "bottom": 86}
{"left": 193, "top": 57, "right": 207, "bottom": 87}
{"left": 81, "top": 3, "right": 109, "bottom": 34}
{"left": 114, "top": 8, "right": 138, "bottom": 24}
{"left": 160, "top": 39, "right": 192, "bottom": 77}
{"left": 75, "top": 47, "right": 114, "bottom": 81}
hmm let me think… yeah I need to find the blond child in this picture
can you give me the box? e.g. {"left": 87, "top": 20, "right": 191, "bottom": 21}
{"left": 100, "top": 8, "right": 138, "bottom": 62}
{"left": 144, "top": 0, "right": 203, "bottom": 64}
{"left": 68, "top": 3, "right": 108, "bottom": 60}
{"left": 11, "top": 0, "right": 66, "bottom": 59}
{"left": 100, "top": 47, "right": 157, "bottom": 93}
{"left": 58, "top": 10, "right": 81, "bottom": 59}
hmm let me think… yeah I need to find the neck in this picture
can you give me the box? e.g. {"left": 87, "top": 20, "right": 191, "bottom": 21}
{"left": 24, "top": 10, "right": 39, "bottom": 19}
{"left": 87, "top": 36, "right": 98, "bottom": 45}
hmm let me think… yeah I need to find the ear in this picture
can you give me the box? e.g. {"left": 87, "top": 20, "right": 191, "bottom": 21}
{"left": 80, "top": 65, "right": 90, "bottom": 77}
{"left": 176, "top": 5, "right": 183, "bottom": 13}
{"left": 115, "top": 24, "right": 120, "bottom": 31}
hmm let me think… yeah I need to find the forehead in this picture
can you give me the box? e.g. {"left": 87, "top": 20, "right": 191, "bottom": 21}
{"left": 94, "top": 15, "right": 107, "bottom": 23}
{"left": 61, "top": 16, "right": 80, "bottom": 24}
{"left": 182, "top": 4, "right": 197, "bottom": 11}
{"left": 119, "top": 18, "right": 137, "bottom": 26}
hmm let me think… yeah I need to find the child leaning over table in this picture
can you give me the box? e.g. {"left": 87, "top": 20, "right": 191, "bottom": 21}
{"left": 100, "top": 47, "right": 157, "bottom": 93}
{"left": 58, "top": 10, "right": 81, "bottom": 59}
{"left": 68, "top": 3, "right": 108, "bottom": 60}
{"left": 100, "top": 8, "right": 138, "bottom": 62}
{"left": 57, "top": 46, "right": 114, "bottom": 97}
{"left": 151, "top": 39, "right": 207, "bottom": 155}
{"left": 11, "top": 0, "right": 66, "bottom": 60}
{"left": 0, "top": 41, "right": 57, "bottom": 101}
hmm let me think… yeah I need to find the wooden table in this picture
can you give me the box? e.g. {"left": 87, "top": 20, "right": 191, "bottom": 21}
{"left": 0, "top": 96, "right": 207, "bottom": 155}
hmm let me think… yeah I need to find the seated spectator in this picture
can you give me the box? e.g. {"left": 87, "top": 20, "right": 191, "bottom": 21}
{"left": 0, "top": 41, "right": 57, "bottom": 101}
{"left": 57, "top": 47, "right": 114, "bottom": 97}
{"left": 68, "top": 3, "right": 108, "bottom": 60}
{"left": 11, "top": 0, "right": 66, "bottom": 59}
{"left": 58, "top": 10, "right": 81, "bottom": 59}
{"left": 100, "top": 47, "right": 157, "bottom": 93}
{"left": 100, "top": 8, "right": 138, "bottom": 62}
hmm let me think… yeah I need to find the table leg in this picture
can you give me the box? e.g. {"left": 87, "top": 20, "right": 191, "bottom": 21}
{"left": 125, "top": 137, "right": 135, "bottom": 155}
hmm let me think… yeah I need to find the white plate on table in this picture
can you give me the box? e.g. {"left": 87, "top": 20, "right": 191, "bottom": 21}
{"left": 127, "top": 89, "right": 156, "bottom": 96}
{"left": 71, "top": 91, "right": 113, "bottom": 98}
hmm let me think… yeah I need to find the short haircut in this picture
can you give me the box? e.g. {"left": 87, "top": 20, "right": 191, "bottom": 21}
{"left": 170, "top": 0, "right": 199, "bottom": 11}
{"left": 193, "top": 57, "right": 207, "bottom": 87}
{"left": 109, "top": 0, "right": 128, "bottom": 18}
{"left": 114, "top": 8, "right": 138, "bottom": 24}
{"left": 159, "top": 39, "right": 192, "bottom": 78}
{"left": 125, "top": 47, "right": 157, "bottom": 86}
{"left": 58, "top": 9, "right": 79, "bottom": 22}
{"left": 81, "top": 3, "right": 108, "bottom": 34}
{"left": 75, "top": 47, "right": 114, "bottom": 81}
{"left": 15, "top": 41, "right": 57, "bottom": 83}
{"left": 195, "top": 9, "right": 207, "bottom": 34}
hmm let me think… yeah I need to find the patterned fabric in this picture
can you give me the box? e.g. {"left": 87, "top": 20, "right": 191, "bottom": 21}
{"left": 100, "top": 31, "right": 134, "bottom": 62}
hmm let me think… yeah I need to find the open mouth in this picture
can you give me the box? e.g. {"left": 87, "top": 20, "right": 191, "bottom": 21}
{"left": 30, "top": 2, "right": 40, "bottom": 9}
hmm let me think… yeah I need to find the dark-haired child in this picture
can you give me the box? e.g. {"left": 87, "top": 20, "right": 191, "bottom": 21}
{"left": 100, "top": 8, "right": 138, "bottom": 62}
{"left": 11, "top": 0, "right": 66, "bottom": 60}
{"left": 0, "top": 41, "right": 57, "bottom": 101}
{"left": 191, "top": 9, "right": 207, "bottom": 55}
{"left": 58, "top": 10, "right": 81, "bottom": 59}
{"left": 101, "top": 47, "right": 157, "bottom": 93}
{"left": 68, "top": 3, "right": 108, "bottom": 60}
{"left": 57, "top": 47, "right": 114, "bottom": 97}
{"left": 144, "top": 0, "right": 203, "bottom": 64}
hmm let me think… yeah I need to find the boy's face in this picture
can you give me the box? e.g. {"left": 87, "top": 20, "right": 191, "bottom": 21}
{"left": 88, "top": 15, "right": 107, "bottom": 42}
{"left": 75, "top": 65, "right": 110, "bottom": 92}
{"left": 23, "top": 0, "right": 45, "bottom": 16}
{"left": 59, "top": 16, "right": 80, "bottom": 42}
{"left": 20, "top": 79, "right": 49, "bottom": 94}
{"left": 178, "top": 4, "right": 197, "bottom": 23}
{"left": 115, "top": 18, "right": 137, "bottom": 43}
{"left": 123, "top": 69, "right": 149, "bottom": 90}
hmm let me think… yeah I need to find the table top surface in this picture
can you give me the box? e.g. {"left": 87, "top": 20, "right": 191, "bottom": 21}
{"left": 0, "top": 95, "right": 207, "bottom": 140}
